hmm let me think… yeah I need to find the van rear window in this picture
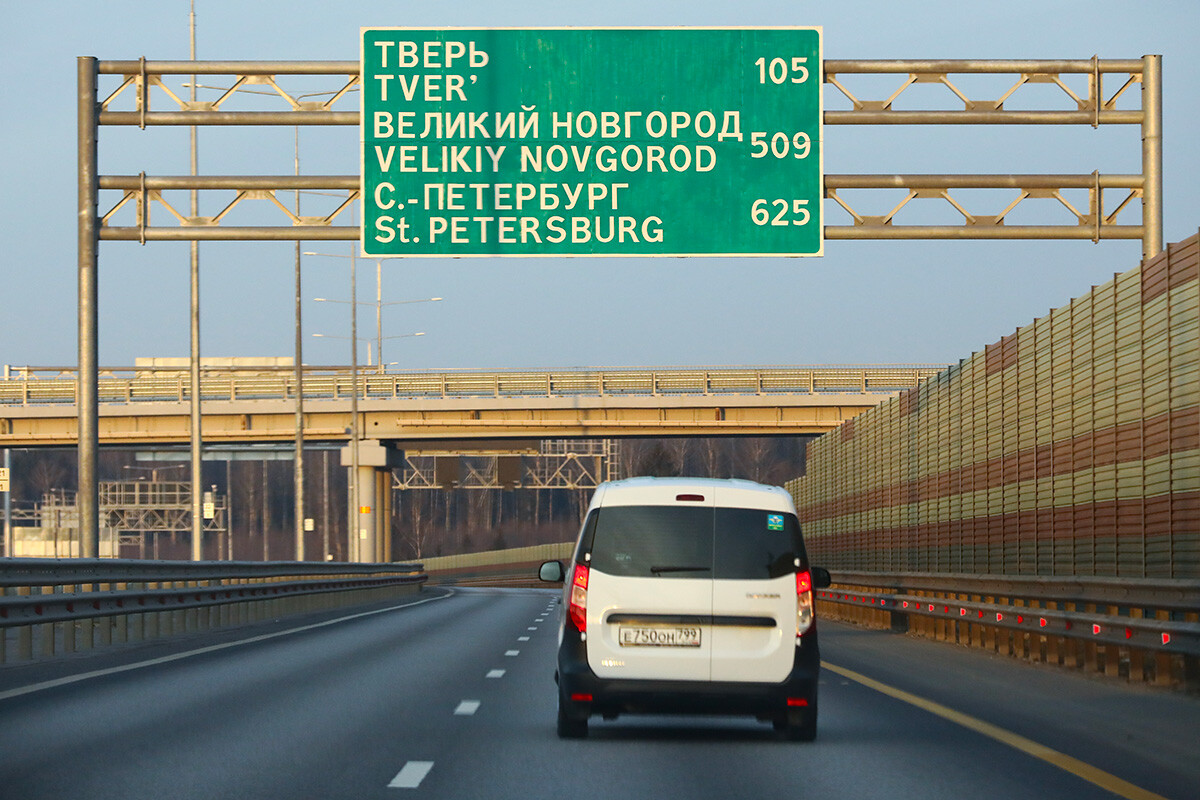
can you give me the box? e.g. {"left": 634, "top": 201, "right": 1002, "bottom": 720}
{"left": 713, "top": 508, "right": 805, "bottom": 580}
{"left": 585, "top": 506, "right": 712, "bottom": 579}
{"left": 581, "top": 505, "right": 805, "bottom": 580}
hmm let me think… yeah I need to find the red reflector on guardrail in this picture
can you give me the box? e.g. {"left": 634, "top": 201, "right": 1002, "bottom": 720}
{"left": 1163, "top": 633, "right": 1171, "bottom": 645}
{"left": 1093, "top": 624, "right": 1102, "bottom": 635}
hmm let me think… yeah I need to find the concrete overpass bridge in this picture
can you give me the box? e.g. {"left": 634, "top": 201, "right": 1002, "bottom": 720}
{"left": 0, "top": 365, "right": 942, "bottom": 448}
{"left": 1, "top": 364, "right": 941, "bottom": 560}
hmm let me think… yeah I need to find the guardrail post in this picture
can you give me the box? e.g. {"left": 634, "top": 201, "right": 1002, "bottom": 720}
{"left": 1103, "top": 604, "right": 1122, "bottom": 678}
{"left": 1128, "top": 607, "right": 1146, "bottom": 681}
{"left": 40, "top": 620, "right": 55, "bottom": 659}
{"left": 1154, "top": 609, "right": 1173, "bottom": 685}
{"left": 1083, "top": 603, "right": 1099, "bottom": 672}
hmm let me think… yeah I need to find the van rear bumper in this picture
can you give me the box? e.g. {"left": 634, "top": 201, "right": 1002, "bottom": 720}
{"left": 557, "top": 626, "right": 820, "bottom": 719}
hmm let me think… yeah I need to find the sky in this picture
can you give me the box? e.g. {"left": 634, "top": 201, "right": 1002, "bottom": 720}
{"left": 1, "top": 1, "right": 1197, "bottom": 373}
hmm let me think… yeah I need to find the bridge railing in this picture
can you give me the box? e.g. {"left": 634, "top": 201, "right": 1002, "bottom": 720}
{"left": 0, "top": 365, "right": 945, "bottom": 406}
{"left": 821, "top": 571, "right": 1200, "bottom": 688}
{"left": 0, "top": 559, "right": 426, "bottom": 664}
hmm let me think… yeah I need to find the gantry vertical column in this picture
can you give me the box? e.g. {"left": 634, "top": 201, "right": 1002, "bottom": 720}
{"left": 1141, "top": 54, "right": 1163, "bottom": 261}
{"left": 77, "top": 57, "right": 100, "bottom": 559}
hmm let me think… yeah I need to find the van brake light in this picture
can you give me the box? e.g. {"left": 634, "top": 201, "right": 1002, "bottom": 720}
{"left": 569, "top": 563, "right": 589, "bottom": 633}
{"left": 796, "top": 569, "right": 815, "bottom": 639}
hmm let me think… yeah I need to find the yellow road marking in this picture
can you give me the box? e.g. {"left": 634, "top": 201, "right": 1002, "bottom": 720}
{"left": 824, "top": 661, "right": 1170, "bottom": 800}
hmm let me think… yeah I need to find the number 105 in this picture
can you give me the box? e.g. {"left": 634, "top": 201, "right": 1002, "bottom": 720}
{"left": 754, "top": 56, "right": 809, "bottom": 84}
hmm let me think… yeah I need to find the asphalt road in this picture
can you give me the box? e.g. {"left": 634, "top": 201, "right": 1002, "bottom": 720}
{"left": 0, "top": 586, "right": 1196, "bottom": 800}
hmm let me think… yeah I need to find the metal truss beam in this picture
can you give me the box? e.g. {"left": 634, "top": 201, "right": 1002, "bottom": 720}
{"left": 14, "top": 482, "right": 227, "bottom": 558}
{"left": 89, "top": 57, "right": 1162, "bottom": 253}
{"left": 395, "top": 440, "right": 618, "bottom": 491}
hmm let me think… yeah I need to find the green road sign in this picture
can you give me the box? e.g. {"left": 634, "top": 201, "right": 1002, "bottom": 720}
{"left": 361, "top": 27, "right": 823, "bottom": 257}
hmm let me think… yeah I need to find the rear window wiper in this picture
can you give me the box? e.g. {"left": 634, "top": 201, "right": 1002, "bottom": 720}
{"left": 649, "top": 565, "right": 712, "bottom": 575}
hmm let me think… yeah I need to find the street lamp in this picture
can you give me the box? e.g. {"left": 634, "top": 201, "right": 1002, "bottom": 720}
{"left": 311, "top": 330, "right": 426, "bottom": 369}
{"left": 183, "top": 81, "right": 360, "bottom": 562}
{"left": 304, "top": 247, "right": 364, "bottom": 560}
{"left": 305, "top": 251, "right": 442, "bottom": 374}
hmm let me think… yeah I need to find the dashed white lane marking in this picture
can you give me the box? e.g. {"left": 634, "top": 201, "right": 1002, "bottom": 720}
{"left": 535, "top": 618, "right": 545, "bottom": 623}
{"left": 518, "top": 636, "right": 530, "bottom": 642}
{"left": 486, "top": 669, "right": 506, "bottom": 679}
{"left": 527, "top": 626, "right": 538, "bottom": 631}
{"left": 505, "top": 649, "right": 520, "bottom": 656}
{"left": 454, "top": 700, "right": 481, "bottom": 716}
{"left": 388, "top": 761, "right": 434, "bottom": 789}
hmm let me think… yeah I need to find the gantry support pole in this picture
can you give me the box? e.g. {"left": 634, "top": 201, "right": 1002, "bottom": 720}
{"left": 77, "top": 57, "right": 100, "bottom": 559}
{"left": 188, "top": 10, "right": 203, "bottom": 562}
{"left": 1141, "top": 54, "right": 1163, "bottom": 261}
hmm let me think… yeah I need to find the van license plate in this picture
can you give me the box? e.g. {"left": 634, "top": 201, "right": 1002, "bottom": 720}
{"left": 619, "top": 627, "right": 701, "bottom": 647}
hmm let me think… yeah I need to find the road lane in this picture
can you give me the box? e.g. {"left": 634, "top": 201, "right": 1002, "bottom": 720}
{"left": 0, "top": 587, "right": 1195, "bottom": 800}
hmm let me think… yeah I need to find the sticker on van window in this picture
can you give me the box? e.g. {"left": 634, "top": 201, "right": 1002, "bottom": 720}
{"left": 767, "top": 514, "right": 784, "bottom": 531}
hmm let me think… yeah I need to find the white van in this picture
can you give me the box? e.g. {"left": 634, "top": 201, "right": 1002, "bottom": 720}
{"left": 540, "top": 477, "right": 831, "bottom": 740}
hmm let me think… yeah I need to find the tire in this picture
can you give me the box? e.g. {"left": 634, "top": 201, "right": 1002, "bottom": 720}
{"left": 557, "top": 688, "right": 589, "bottom": 739}
{"left": 776, "top": 708, "right": 817, "bottom": 742}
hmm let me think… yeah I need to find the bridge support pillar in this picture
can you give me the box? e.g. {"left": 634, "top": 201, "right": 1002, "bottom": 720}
{"left": 341, "top": 440, "right": 401, "bottom": 563}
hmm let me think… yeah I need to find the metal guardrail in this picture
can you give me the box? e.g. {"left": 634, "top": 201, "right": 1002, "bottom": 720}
{"left": 0, "top": 559, "right": 427, "bottom": 663}
{"left": 820, "top": 571, "right": 1200, "bottom": 685}
{"left": 0, "top": 366, "right": 945, "bottom": 406}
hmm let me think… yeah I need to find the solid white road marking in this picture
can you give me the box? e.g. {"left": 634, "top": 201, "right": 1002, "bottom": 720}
{"left": 388, "top": 761, "right": 434, "bottom": 789}
{"left": 454, "top": 700, "right": 481, "bottom": 716}
{"left": 505, "top": 650, "right": 520, "bottom": 656}
{"left": 486, "top": 669, "right": 506, "bottom": 679}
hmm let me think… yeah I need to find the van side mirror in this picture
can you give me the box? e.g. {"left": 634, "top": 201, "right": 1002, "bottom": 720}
{"left": 539, "top": 560, "right": 565, "bottom": 583}
{"left": 811, "top": 566, "right": 832, "bottom": 589}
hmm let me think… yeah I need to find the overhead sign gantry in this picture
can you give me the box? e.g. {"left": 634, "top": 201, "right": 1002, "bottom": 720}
{"left": 360, "top": 27, "right": 824, "bottom": 257}
{"left": 71, "top": 47, "right": 1163, "bottom": 560}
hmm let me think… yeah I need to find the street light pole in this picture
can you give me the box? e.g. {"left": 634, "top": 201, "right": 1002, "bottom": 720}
{"left": 188, "top": 0, "right": 203, "bottom": 562}
{"left": 293, "top": 125, "right": 305, "bottom": 561}
{"left": 376, "top": 260, "right": 383, "bottom": 374}
{"left": 349, "top": 241, "right": 360, "bottom": 561}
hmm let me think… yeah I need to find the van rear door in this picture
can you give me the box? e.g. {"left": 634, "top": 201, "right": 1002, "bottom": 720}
{"left": 584, "top": 497, "right": 715, "bottom": 682}
{"left": 709, "top": 498, "right": 805, "bottom": 684}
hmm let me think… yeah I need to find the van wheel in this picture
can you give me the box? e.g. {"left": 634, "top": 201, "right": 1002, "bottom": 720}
{"left": 557, "top": 689, "right": 589, "bottom": 739}
{"left": 776, "top": 709, "right": 817, "bottom": 742}
{"left": 557, "top": 703, "right": 588, "bottom": 739}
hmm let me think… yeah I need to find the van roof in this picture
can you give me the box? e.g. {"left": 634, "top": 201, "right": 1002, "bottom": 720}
{"left": 592, "top": 477, "right": 795, "bottom": 512}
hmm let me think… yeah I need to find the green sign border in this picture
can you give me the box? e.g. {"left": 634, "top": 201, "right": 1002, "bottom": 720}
{"left": 360, "top": 27, "right": 823, "bottom": 258}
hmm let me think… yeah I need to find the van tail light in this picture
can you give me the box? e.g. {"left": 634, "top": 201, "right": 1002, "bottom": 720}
{"left": 796, "top": 570, "right": 815, "bottom": 640}
{"left": 569, "top": 563, "right": 590, "bottom": 633}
